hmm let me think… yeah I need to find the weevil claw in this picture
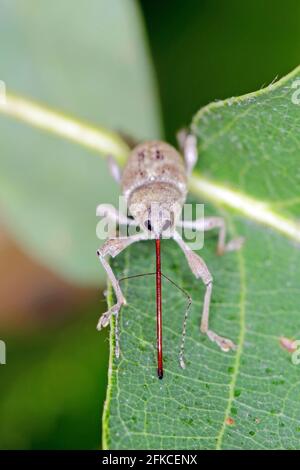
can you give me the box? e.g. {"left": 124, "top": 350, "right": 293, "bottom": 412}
{"left": 225, "top": 236, "right": 245, "bottom": 253}
{"left": 96, "top": 302, "right": 123, "bottom": 330}
{"left": 207, "top": 330, "right": 236, "bottom": 352}
{"left": 179, "top": 357, "right": 186, "bottom": 369}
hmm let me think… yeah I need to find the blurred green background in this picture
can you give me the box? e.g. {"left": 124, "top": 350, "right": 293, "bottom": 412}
{"left": 0, "top": 0, "right": 299, "bottom": 449}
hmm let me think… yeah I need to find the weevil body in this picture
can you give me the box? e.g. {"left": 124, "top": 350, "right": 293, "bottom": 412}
{"left": 96, "top": 132, "right": 244, "bottom": 378}
{"left": 122, "top": 141, "right": 187, "bottom": 238}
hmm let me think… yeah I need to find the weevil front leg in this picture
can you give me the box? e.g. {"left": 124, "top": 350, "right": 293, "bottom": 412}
{"left": 173, "top": 232, "right": 236, "bottom": 354}
{"left": 97, "top": 233, "right": 147, "bottom": 357}
{"left": 178, "top": 216, "right": 244, "bottom": 255}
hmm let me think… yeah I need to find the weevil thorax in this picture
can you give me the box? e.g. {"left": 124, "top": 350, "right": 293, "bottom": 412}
{"left": 121, "top": 141, "right": 187, "bottom": 238}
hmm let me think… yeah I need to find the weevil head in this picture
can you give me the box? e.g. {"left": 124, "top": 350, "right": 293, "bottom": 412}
{"left": 128, "top": 182, "right": 184, "bottom": 238}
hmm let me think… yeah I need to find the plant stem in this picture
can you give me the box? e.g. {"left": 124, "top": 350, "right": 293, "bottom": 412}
{"left": 0, "top": 92, "right": 130, "bottom": 164}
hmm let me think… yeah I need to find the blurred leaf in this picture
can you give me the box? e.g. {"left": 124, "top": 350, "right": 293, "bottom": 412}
{"left": 0, "top": 304, "right": 109, "bottom": 450}
{"left": 0, "top": 0, "right": 161, "bottom": 285}
{"left": 103, "top": 67, "right": 300, "bottom": 449}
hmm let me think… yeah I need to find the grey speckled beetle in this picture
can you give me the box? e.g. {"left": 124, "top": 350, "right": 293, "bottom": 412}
{"left": 96, "top": 131, "right": 244, "bottom": 379}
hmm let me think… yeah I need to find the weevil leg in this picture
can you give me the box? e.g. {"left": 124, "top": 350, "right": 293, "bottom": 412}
{"left": 173, "top": 231, "right": 236, "bottom": 352}
{"left": 96, "top": 233, "right": 147, "bottom": 357}
{"left": 176, "top": 128, "right": 189, "bottom": 151}
{"left": 177, "top": 129, "right": 198, "bottom": 176}
{"left": 107, "top": 155, "right": 122, "bottom": 183}
{"left": 96, "top": 203, "right": 137, "bottom": 227}
{"left": 178, "top": 216, "right": 244, "bottom": 256}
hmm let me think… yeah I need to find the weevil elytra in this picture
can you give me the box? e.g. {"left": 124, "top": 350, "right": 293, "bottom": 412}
{"left": 96, "top": 131, "right": 244, "bottom": 379}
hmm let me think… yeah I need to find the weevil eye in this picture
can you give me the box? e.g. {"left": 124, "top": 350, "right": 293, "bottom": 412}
{"left": 162, "top": 219, "right": 171, "bottom": 231}
{"left": 145, "top": 220, "right": 152, "bottom": 231}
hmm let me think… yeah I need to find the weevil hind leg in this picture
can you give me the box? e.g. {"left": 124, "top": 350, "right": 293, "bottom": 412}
{"left": 176, "top": 129, "right": 198, "bottom": 176}
{"left": 107, "top": 155, "right": 122, "bottom": 183}
{"left": 173, "top": 232, "right": 236, "bottom": 353}
{"left": 177, "top": 128, "right": 189, "bottom": 151}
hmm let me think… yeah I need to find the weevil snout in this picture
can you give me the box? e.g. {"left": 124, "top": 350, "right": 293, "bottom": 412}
{"left": 143, "top": 204, "right": 174, "bottom": 238}
{"left": 128, "top": 182, "right": 183, "bottom": 238}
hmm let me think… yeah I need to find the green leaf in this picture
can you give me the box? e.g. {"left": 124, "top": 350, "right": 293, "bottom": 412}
{"left": 0, "top": 0, "right": 161, "bottom": 284}
{"left": 103, "top": 66, "right": 300, "bottom": 449}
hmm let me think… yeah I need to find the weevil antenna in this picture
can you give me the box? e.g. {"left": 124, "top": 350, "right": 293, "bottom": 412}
{"left": 118, "top": 268, "right": 192, "bottom": 376}
{"left": 160, "top": 273, "right": 192, "bottom": 369}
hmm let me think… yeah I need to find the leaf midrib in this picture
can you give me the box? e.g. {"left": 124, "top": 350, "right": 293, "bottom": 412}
{"left": 215, "top": 217, "right": 247, "bottom": 450}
